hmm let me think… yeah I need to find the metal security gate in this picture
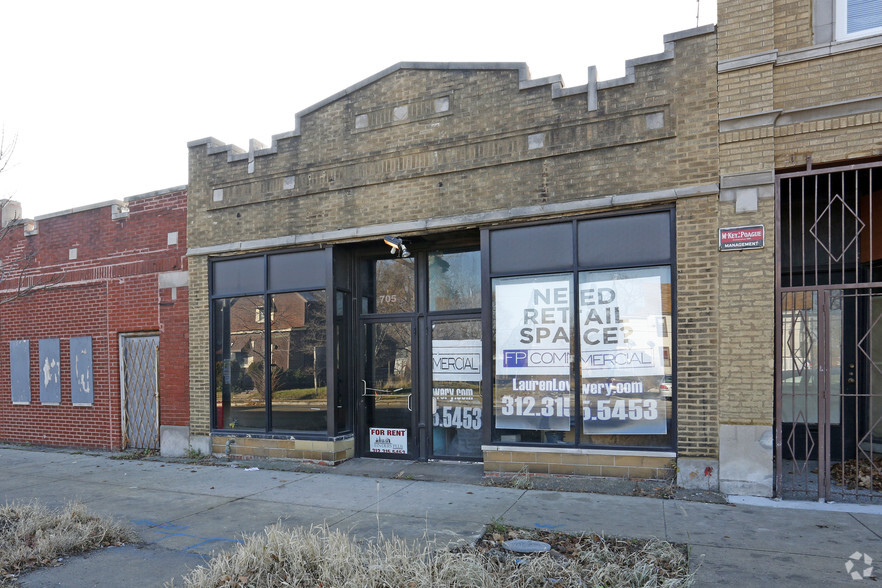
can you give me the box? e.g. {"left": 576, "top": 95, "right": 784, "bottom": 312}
{"left": 777, "top": 161, "right": 882, "bottom": 502}
{"left": 121, "top": 335, "right": 159, "bottom": 449}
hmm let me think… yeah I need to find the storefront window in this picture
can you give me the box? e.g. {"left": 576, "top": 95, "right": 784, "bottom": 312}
{"left": 213, "top": 295, "right": 267, "bottom": 430}
{"left": 270, "top": 291, "right": 327, "bottom": 432}
{"left": 492, "top": 274, "right": 576, "bottom": 444}
{"left": 429, "top": 250, "right": 481, "bottom": 310}
{"left": 211, "top": 250, "right": 331, "bottom": 435}
{"left": 579, "top": 266, "right": 672, "bottom": 447}
{"left": 488, "top": 211, "right": 675, "bottom": 450}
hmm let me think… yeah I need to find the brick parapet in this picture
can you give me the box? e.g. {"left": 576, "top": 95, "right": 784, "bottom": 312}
{"left": 187, "top": 32, "right": 718, "bottom": 253}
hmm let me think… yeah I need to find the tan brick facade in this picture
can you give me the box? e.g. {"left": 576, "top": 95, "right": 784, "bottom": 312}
{"left": 187, "top": 28, "right": 722, "bottom": 477}
{"left": 211, "top": 436, "right": 353, "bottom": 464}
{"left": 483, "top": 448, "right": 675, "bottom": 480}
{"left": 183, "top": 1, "right": 882, "bottom": 497}
{"left": 716, "top": 0, "right": 882, "bottom": 496}
{"left": 675, "top": 196, "right": 720, "bottom": 458}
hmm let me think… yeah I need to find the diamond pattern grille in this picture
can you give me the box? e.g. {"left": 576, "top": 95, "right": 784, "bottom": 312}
{"left": 123, "top": 336, "right": 159, "bottom": 449}
{"left": 808, "top": 193, "right": 865, "bottom": 263}
{"left": 779, "top": 164, "right": 882, "bottom": 503}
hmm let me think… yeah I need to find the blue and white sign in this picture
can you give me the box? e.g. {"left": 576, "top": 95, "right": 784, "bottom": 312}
{"left": 578, "top": 275, "right": 665, "bottom": 378}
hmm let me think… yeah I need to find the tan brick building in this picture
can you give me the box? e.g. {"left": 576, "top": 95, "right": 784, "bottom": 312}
{"left": 185, "top": 0, "right": 882, "bottom": 501}
{"left": 716, "top": 0, "right": 882, "bottom": 500}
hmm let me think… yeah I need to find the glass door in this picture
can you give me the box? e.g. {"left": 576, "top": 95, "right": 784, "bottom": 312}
{"left": 356, "top": 244, "right": 481, "bottom": 460}
{"left": 361, "top": 320, "right": 416, "bottom": 458}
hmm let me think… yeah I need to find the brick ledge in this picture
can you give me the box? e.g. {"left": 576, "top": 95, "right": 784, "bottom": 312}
{"left": 481, "top": 445, "right": 676, "bottom": 458}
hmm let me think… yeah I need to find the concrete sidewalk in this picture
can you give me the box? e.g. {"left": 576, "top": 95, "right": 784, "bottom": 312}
{"left": 2, "top": 446, "right": 881, "bottom": 587}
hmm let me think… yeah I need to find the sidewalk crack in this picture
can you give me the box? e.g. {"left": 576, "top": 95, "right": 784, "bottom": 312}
{"left": 851, "top": 512, "right": 882, "bottom": 541}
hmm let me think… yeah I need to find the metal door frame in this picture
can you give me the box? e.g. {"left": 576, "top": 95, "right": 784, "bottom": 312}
{"left": 353, "top": 245, "right": 482, "bottom": 461}
{"left": 119, "top": 332, "right": 160, "bottom": 449}
{"left": 356, "top": 317, "right": 419, "bottom": 459}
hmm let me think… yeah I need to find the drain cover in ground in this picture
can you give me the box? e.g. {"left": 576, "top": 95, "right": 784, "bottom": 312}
{"left": 502, "top": 539, "right": 551, "bottom": 553}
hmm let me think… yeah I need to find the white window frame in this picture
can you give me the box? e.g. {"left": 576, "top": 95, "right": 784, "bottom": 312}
{"left": 836, "top": 0, "right": 882, "bottom": 40}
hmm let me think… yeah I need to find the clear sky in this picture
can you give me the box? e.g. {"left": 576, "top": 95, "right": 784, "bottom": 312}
{"left": 0, "top": 0, "right": 716, "bottom": 219}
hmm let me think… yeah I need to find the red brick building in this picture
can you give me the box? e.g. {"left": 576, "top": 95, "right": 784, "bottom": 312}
{"left": 0, "top": 187, "right": 193, "bottom": 454}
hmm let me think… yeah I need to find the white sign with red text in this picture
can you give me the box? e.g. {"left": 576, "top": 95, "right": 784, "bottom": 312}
{"left": 369, "top": 427, "right": 408, "bottom": 454}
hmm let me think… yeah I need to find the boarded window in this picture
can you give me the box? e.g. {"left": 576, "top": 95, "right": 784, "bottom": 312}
{"left": 70, "top": 336, "right": 94, "bottom": 405}
{"left": 38, "top": 339, "right": 61, "bottom": 404}
{"left": 10, "top": 340, "right": 30, "bottom": 404}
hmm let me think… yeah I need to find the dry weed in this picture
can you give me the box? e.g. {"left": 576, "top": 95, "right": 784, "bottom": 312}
{"left": 0, "top": 501, "right": 137, "bottom": 585}
{"left": 177, "top": 523, "right": 693, "bottom": 587}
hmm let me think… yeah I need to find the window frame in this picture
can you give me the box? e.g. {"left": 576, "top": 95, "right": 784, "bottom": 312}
{"left": 209, "top": 247, "right": 338, "bottom": 438}
{"left": 483, "top": 208, "right": 677, "bottom": 452}
{"left": 836, "top": 0, "right": 882, "bottom": 40}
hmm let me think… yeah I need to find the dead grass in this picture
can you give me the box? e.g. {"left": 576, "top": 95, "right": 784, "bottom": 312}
{"left": 177, "top": 523, "right": 693, "bottom": 587}
{"left": 0, "top": 501, "right": 138, "bottom": 585}
{"left": 109, "top": 448, "right": 159, "bottom": 460}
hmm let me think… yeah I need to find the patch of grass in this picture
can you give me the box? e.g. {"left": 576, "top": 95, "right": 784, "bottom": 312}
{"left": 109, "top": 448, "right": 158, "bottom": 461}
{"left": 184, "top": 446, "right": 209, "bottom": 462}
{"left": 0, "top": 501, "right": 138, "bottom": 585}
{"left": 486, "top": 516, "right": 507, "bottom": 534}
{"left": 176, "top": 522, "right": 693, "bottom": 587}
{"left": 486, "top": 465, "right": 534, "bottom": 490}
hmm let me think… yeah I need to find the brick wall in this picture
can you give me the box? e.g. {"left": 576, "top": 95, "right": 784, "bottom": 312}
{"left": 188, "top": 35, "right": 719, "bottom": 251}
{"left": 0, "top": 188, "right": 189, "bottom": 449}
{"left": 718, "top": 0, "right": 776, "bottom": 59}
{"left": 675, "top": 196, "right": 721, "bottom": 457}
{"left": 717, "top": 198, "right": 776, "bottom": 426}
{"left": 774, "top": 0, "right": 814, "bottom": 52}
{"left": 187, "top": 255, "right": 210, "bottom": 436}
{"left": 714, "top": 0, "right": 882, "bottom": 495}
{"left": 717, "top": 0, "right": 882, "bottom": 431}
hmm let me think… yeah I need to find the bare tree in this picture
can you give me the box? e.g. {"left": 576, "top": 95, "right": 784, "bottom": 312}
{"left": 0, "top": 129, "right": 64, "bottom": 304}
{"left": 0, "top": 128, "right": 15, "bottom": 177}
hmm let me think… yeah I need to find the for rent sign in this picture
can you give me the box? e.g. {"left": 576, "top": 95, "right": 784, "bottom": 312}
{"left": 719, "top": 225, "right": 764, "bottom": 251}
{"left": 369, "top": 428, "right": 408, "bottom": 454}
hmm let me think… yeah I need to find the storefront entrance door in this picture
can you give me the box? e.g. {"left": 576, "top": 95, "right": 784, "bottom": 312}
{"left": 361, "top": 320, "right": 417, "bottom": 458}
{"left": 355, "top": 246, "right": 482, "bottom": 460}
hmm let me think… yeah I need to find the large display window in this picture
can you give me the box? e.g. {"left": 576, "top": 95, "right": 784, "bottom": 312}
{"left": 492, "top": 274, "right": 575, "bottom": 443}
{"left": 211, "top": 250, "right": 334, "bottom": 435}
{"left": 488, "top": 211, "right": 675, "bottom": 450}
{"left": 578, "top": 266, "right": 672, "bottom": 447}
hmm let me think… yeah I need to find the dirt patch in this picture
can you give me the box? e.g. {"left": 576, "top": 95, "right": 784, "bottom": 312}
{"left": 831, "top": 457, "right": 882, "bottom": 491}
